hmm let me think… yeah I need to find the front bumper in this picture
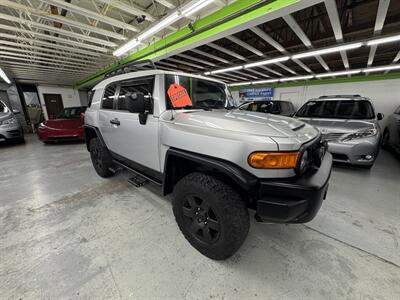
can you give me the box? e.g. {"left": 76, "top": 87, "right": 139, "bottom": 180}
{"left": 327, "top": 136, "right": 380, "bottom": 166}
{"left": 0, "top": 124, "right": 24, "bottom": 141}
{"left": 255, "top": 152, "right": 332, "bottom": 223}
{"left": 37, "top": 127, "right": 84, "bottom": 142}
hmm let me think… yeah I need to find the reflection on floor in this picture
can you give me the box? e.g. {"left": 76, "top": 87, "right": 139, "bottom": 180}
{"left": 1, "top": 135, "right": 399, "bottom": 299}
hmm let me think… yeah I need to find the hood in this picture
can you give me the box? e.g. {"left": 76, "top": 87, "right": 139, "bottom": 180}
{"left": 170, "top": 109, "right": 317, "bottom": 138}
{"left": 44, "top": 118, "right": 83, "bottom": 129}
{"left": 296, "top": 117, "right": 376, "bottom": 134}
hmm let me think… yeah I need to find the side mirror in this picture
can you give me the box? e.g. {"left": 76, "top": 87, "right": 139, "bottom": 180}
{"left": 12, "top": 108, "right": 20, "bottom": 114}
{"left": 377, "top": 113, "right": 384, "bottom": 120}
{"left": 126, "top": 92, "right": 151, "bottom": 125}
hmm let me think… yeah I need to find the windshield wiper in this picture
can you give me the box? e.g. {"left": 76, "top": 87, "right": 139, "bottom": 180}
{"left": 174, "top": 105, "right": 212, "bottom": 111}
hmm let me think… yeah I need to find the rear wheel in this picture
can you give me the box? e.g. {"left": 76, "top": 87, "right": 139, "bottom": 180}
{"left": 89, "top": 138, "right": 114, "bottom": 178}
{"left": 173, "top": 172, "right": 249, "bottom": 260}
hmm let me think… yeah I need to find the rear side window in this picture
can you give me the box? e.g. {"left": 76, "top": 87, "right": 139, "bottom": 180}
{"left": 117, "top": 77, "right": 154, "bottom": 111}
{"left": 102, "top": 84, "right": 117, "bottom": 109}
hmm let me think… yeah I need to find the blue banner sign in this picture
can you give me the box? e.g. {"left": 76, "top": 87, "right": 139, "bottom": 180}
{"left": 239, "top": 87, "right": 274, "bottom": 100}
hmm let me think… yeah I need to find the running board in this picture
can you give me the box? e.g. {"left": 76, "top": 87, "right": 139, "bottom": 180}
{"left": 112, "top": 159, "right": 162, "bottom": 186}
{"left": 128, "top": 176, "right": 149, "bottom": 187}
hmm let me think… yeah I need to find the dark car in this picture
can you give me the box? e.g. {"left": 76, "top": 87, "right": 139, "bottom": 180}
{"left": 37, "top": 106, "right": 86, "bottom": 143}
{"left": 239, "top": 100, "right": 296, "bottom": 117}
{"left": 382, "top": 105, "right": 400, "bottom": 153}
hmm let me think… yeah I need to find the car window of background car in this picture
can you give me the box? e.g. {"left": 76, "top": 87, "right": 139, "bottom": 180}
{"left": 57, "top": 107, "right": 85, "bottom": 119}
{"left": 296, "top": 101, "right": 323, "bottom": 117}
{"left": 117, "top": 76, "right": 155, "bottom": 112}
{"left": 102, "top": 84, "right": 117, "bottom": 109}
{"left": 165, "top": 75, "right": 229, "bottom": 109}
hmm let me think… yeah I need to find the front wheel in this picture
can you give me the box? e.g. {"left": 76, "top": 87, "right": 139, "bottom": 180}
{"left": 89, "top": 138, "right": 114, "bottom": 178}
{"left": 173, "top": 172, "right": 249, "bottom": 260}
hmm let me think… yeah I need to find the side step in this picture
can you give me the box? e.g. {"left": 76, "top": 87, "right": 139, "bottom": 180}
{"left": 128, "top": 175, "right": 149, "bottom": 187}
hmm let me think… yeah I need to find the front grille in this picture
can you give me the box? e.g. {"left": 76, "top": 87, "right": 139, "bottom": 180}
{"left": 321, "top": 132, "right": 345, "bottom": 141}
{"left": 332, "top": 153, "right": 349, "bottom": 161}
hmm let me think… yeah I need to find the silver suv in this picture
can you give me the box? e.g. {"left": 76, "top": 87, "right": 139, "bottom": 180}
{"left": 0, "top": 100, "right": 24, "bottom": 143}
{"left": 382, "top": 105, "right": 400, "bottom": 153}
{"left": 84, "top": 62, "right": 332, "bottom": 260}
{"left": 295, "top": 95, "right": 383, "bottom": 168}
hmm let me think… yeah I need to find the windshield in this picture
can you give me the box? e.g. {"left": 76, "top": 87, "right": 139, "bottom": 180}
{"left": 56, "top": 107, "right": 86, "bottom": 119}
{"left": 165, "top": 74, "right": 234, "bottom": 110}
{"left": 296, "top": 100, "right": 375, "bottom": 119}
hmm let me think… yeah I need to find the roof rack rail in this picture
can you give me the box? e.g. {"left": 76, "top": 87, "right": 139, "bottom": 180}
{"left": 318, "top": 94, "right": 361, "bottom": 98}
{"left": 104, "top": 60, "right": 157, "bottom": 78}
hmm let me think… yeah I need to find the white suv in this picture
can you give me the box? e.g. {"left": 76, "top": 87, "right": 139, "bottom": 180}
{"left": 85, "top": 62, "right": 332, "bottom": 260}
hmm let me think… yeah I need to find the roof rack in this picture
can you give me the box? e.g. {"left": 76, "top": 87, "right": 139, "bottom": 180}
{"left": 104, "top": 60, "right": 157, "bottom": 78}
{"left": 318, "top": 95, "right": 361, "bottom": 99}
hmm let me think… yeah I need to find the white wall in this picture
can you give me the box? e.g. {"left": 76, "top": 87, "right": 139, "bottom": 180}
{"left": 37, "top": 85, "right": 81, "bottom": 120}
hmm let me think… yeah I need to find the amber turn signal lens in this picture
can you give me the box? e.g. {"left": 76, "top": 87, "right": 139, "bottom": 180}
{"left": 248, "top": 152, "right": 299, "bottom": 169}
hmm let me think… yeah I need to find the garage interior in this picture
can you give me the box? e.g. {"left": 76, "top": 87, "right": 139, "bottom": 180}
{"left": 0, "top": 0, "right": 399, "bottom": 299}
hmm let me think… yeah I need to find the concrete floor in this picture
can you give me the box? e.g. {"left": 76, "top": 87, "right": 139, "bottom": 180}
{"left": 1, "top": 134, "right": 399, "bottom": 299}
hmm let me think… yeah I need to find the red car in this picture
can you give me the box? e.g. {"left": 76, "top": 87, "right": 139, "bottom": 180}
{"left": 38, "top": 106, "right": 86, "bottom": 143}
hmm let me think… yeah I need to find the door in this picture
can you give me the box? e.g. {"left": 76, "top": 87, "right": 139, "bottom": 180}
{"left": 98, "top": 77, "right": 160, "bottom": 173}
{"left": 43, "top": 93, "right": 64, "bottom": 119}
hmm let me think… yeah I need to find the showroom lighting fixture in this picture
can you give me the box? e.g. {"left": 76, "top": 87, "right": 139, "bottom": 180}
{"left": 244, "top": 56, "right": 290, "bottom": 69}
{"left": 210, "top": 66, "right": 243, "bottom": 74}
{"left": 229, "top": 82, "right": 251, "bottom": 87}
{"left": 362, "top": 64, "right": 400, "bottom": 73}
{"left": 316, "top": 70, "right": 362, "bottom": 78}
{"left": 367, "top": 34, "right": 400, "bottom": 46}
{"left": 292, "top": 42, "right": 363, "bottom": 60}
{"left": 0, "top": 67, "right": 11, "bottom": 84}
{"left": 181, "top": 0, "right": 215, "bottom": 17}
{"left": 279, "top": 75, "right": 314, "bottom": 82}
{"left": 252, "top": 79, "right": 279, "bottom": 84}
{"left": 114, "top": 0, "right": 216, "bottom": 57}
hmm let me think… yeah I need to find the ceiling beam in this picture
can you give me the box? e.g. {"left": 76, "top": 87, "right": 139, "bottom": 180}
{"left": 225, "top": 35, "right": 264, "bottom": 56}
{"left": 367, "top": 0, "right": 391, "bottom": 68}
{"left": 175, "top": 54, "right": 216, "bottom": 67}
{"left": 245, "top": 68, "right": 271, "bottom": 78}
{"left": 190, "top": 49, "right": 230, "bottom": 64}
{"left": 154, "top": 0, "right": 175, "bottom": 9}
{"left": 97, "top": 0, "right": 156, "bottom": 22}
{"left": 0, "top": 61, "right": 92, "bottom": 74}
{"left": 259, "top": 65, "right": 283, "bottom": 77}
{"left": 324, "top": 0, "right": 349, "bottom": 71}
{"left": 0, "top": 0, "right": 126, "bottom": 40}
{"left": 166, "top": 58, "right": 205, "bottom": 69}
{"left": 0, "top": 33, "right": 113, "bottom": 57}
{"left": 39, "top": 0, "right": 139, "bottom": 31}
{"left": 283, "top": 14, "right": 330, "bottom": 71}
{"left": 250, "top": 26, "right": 312, "bottom": 73}
{"left": 0, "top": 12, "right": 117, "bottom": 47}
{"left": 0, "top": 24, "right": 110, "bottom": 52}
{"left": 208, "top": 43, "right": 247, "bottom": 61}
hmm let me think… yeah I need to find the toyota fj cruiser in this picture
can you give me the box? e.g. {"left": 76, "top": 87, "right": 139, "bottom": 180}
{"left": 84, "top": 61, "right": 332, "bottom": 260}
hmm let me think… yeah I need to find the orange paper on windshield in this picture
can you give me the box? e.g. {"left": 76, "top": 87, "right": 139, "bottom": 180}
{"left": 167, "top": 84, "right": 192, "bottom": 108}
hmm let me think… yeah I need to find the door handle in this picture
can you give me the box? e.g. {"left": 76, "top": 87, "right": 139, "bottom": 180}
{"left": 110, "top": 118, "right": 120, "bottom": 126}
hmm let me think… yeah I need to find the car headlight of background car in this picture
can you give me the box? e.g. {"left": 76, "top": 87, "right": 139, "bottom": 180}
{"left": 0, "top": 117, "right": 17, "bottom": 127}
{"left": 341, "top": 128, "right": 378, "bottom": 141}
{"left": 38, "top": 122, "right": 45, "bottom": 128}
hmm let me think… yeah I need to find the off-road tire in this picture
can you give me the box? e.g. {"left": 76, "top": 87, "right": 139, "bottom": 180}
{"left": 173, "top": 172, "right": 249, "bottom": 260}
{"left": 89, "top": 138, "right": 114, "bottom": 178}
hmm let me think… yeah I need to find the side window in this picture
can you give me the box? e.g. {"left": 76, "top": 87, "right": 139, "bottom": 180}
{"left": 102, "top": 84, "right": 117, "bottom": 109}
{"left": 117, "top": 77, "right": 155, "bottom": 112}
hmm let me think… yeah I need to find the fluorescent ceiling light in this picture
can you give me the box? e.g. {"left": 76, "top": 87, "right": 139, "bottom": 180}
{"left": 363, "top": 64, "right": 400, "bottom": 73}
{"left": 211, "top": 66, "right": 243, "bottom": 74}
{"left": 113, "top": 39, "right": 140, "bottom": 57}
{"left": 114, "top": 11, "right": 180, "bottom": 57}
{"left": 137, "top": 12, "right": 180, "bottom": 41}
{"left": 316, "top": 70, "right": 361, "bottom": 78}
{"left": 229, "top": 82, "right": 251, "bottom": 87}
{"left": 252, "top": 79, "right": 279, "bottom": 84}
{"left": 367, "top": 35, "right": 400, "bottom": 46}
{"left": 292, "top": 43, "right": 363, "bottom": 60}
{"left": 204, "top": 72, "right": 211, "bottom": 75}
{"left": 279, "top": 75, "right": 314, "bottom": 82}
{"left": 0, "top": 67, "right": 11, "bottom": 84}
{"left": 181, "top": 0, "right": 215, "bottom": 17}
{"left": 244, "top": 56, "right": 290, "bottom": 69}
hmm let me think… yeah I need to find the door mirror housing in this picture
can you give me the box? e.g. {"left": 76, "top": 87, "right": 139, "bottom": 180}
{"left": 12, "top": 108, "right": 20, "bottom": 114}
{"left": 377, "top": 112, "right": 384, "bottom": 120}
{"left": 126, "top": 92, "right": 152, "bottom": 125}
